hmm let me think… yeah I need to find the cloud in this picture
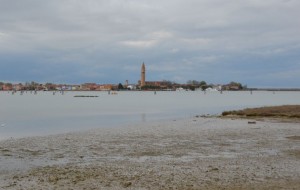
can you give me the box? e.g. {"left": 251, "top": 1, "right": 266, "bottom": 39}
{"left": 0, "top": 0, "right": 300, "bottom": 87}
{"left": 120, "top": 40, "right": 157, "bottom": 48}
{"left": 180, "top": 38, "right": 212, "bottom": 49}
{"left": 169, "top": 48, "right": 179, "bottom": 53}
{"left": 151, "top": 31, "right": 173, "bottom": 39}
{"left": 120, "top": 31, "right": 173, "bottom": 48}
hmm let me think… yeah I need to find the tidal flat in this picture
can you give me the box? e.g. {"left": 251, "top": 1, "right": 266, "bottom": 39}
{"left": 0, "top": 117, "right": 299, "bottom": 189}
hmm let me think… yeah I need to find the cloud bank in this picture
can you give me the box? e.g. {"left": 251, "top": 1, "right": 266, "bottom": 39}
{"left": 0, "top": 0, "right": 300, "bottom": 87}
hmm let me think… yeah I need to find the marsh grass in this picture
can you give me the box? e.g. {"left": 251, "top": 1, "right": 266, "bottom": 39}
{"left": 222, "top": 105, "right": 300, "bottom": 118}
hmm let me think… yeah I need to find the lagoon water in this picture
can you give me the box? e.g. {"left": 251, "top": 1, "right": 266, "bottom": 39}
{"left": 1, "top": 91, "right": 300, "bottom": 140}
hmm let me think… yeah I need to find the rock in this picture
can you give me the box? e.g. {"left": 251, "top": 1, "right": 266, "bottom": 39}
{"left": 122, "top": 181, "right": 132, "bottom": 188}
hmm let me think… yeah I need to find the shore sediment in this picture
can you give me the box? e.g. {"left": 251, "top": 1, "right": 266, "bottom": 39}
{"left": 0, "top": 117, "right": 299, "bottom": 189}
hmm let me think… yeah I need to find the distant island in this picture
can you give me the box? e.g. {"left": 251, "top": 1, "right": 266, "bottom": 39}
{"left": 1, "top": 63, "right": 299, "bottom": 92}
{"left": 2, "top": 80, "right": 300, "bottom": 92}
{"left": 0, "top": 80, "right": 250, "bottom": 92}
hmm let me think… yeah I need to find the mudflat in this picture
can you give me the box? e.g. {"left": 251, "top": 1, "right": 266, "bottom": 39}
{"left": 0, "top": 117, "right": 299, "bottom": 189}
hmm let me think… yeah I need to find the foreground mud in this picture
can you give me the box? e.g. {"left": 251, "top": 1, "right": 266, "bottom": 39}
{"left": 0, "top": 118, "right": 299, "bottom": 189}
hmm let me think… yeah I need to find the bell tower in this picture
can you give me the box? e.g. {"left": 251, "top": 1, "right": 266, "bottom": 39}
{"left": 141, "top": 63, "right": 146, "bottom": 87}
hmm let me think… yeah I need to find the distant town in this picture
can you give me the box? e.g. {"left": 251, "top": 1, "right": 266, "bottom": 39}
{"left": 0, "top": 63, "right": 299, "bottom": 92}
{"left": 0, "top": 80, "right": 246, "bottom": 92}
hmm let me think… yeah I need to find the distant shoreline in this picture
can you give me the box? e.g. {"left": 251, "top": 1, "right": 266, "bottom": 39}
{"left": 1, "top": 88, "right": 300, "bottom": 92}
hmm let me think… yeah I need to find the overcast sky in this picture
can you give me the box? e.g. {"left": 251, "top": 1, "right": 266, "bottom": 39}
{"left": 1, "top": 0, "right": 300, "bottom": 87}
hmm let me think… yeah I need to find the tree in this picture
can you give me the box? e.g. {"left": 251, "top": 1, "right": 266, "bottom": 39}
{"left": 199, "top": 81, "right": 207, "bottom": 86}
{"left": 118, "top": 83, "right": 124, "bottom": 90}
{"left": 189, "top": 85, "right": 196, "bottom": 91}
{"left": 141, "top": 85, "right": 161, "bottom": 90}
{"left": 45, "top": 83, "right": 56, "bottom": 90}
{"left": 5, "top": 83, "right": 12, "bottom": 87}
{"left": 28, "top": 81, "right": 39, "bottom": 90}
{"left": 228, "top": 81, "right": 243, "bottom": 90}
{"left": 187, "top": 80, "right": 200, "bottom": 85}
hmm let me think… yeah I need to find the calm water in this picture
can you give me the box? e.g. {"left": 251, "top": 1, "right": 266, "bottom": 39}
{"left": 1, "top": 91, "right": 300, "bottom": 140}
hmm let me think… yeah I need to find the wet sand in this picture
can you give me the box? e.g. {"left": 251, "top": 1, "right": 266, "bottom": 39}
{"left": 0, "top": 117, "right": 299, "bottom": 189}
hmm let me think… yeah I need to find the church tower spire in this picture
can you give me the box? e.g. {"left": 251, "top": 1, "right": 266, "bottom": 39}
{"left": 141, "top": 62, "right": 146, "bottom": 87}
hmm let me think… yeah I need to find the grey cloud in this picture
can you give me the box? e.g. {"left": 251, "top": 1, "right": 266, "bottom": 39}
{"left": 2, "top": 0, "right": 299, "bottom": 50}
{"left": 1, "top": 0, "right": 300, "bottom": 86}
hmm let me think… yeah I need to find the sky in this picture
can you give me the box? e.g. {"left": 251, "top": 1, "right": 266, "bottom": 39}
{"left": 0, "top": 0, "right": 300, "bottom": 87}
